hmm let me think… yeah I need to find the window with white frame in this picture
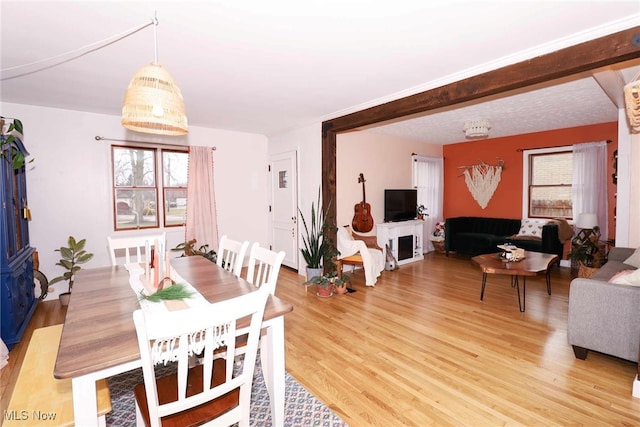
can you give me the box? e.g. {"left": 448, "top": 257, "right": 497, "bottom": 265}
{"left": 112, "top": 145, "right": 188, "bottom": 230}
{"left": 522, "top": 147, "right": 572, "bottom": 219}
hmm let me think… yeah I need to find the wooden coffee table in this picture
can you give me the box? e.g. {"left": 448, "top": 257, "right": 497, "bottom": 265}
{"left": 471, "top": 252, "right": 559, "bottom": 312}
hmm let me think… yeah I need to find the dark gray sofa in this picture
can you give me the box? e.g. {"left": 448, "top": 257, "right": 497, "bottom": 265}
{"left": 568, "top": 247, "right": 640, "bottom": 362}
{"left": 444, "top": 216, "right": 563, "bottom": 259}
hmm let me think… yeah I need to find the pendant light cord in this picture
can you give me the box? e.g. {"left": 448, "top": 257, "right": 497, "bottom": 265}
{"left": 1, "top": 18, "right": 155, "bottom": 81}
{"left": 153, "top": 12, "right": 159, "bottom": 64}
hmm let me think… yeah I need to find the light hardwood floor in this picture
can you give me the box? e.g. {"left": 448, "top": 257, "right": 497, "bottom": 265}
{"left": 3, "top": 252, "right": 640, "bottom": 426}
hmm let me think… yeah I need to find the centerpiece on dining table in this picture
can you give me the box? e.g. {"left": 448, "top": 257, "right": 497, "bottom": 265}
{"left": 134, "top": 239, "right": 193, "bottom": 302}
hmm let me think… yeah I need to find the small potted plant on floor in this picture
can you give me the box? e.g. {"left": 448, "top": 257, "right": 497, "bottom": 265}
{"left": 49, "top": 236, "right": 94, "bottom": 306}
{"left": 304, "top": 271, "right": 351, "bottom": 297}
{"left": 332, "top": 272, "right": 352, "bottom": 295}
{"left": 305, "top": 272, "right": 335, "bottom": 297}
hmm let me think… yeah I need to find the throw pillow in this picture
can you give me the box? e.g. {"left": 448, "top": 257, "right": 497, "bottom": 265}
{"left": 610, "top": 269, "right": 640, "bottom": 286}
{"left": 623, "top": 248, "right": 640, "bottom": 268}
{"left": 518, "top": 219, "right": 545, "bottom": 238}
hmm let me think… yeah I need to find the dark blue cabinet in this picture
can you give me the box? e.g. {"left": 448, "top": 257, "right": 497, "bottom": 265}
{"left": 1, "top": 120, "right": 36, "bottom": 350}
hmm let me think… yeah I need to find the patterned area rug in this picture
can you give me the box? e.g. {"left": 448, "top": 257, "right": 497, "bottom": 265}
{"left": 105, "top": 355, "right": 347, "bottom": 426}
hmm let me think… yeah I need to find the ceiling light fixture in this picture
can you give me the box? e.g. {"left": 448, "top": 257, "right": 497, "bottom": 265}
{"left": 122, "top": 15, "right": 188, "bottom": 136}
{"left": 463, "top": 119, "right": 491, "bottom": 139}
{"left": 624, "top": 71, "right": 640, "bottom": 134}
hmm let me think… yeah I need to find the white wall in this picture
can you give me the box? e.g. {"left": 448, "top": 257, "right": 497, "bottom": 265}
{"left": 268, "top": 122, "right": 322, "bottom": 274}
{"left": 628, "top": 131, "right": 640, "bottom": 247}
{"left": 268, "top": 125, "right": 444, "bottom": 273}
{"left": 614, "top": 108, "right": 640, "bottom": 248}
{"left": 337, "top": 131, "right": 442, "bottom": 228}
{"left": 1, "top": 102, "right": 269, "bottom": 299}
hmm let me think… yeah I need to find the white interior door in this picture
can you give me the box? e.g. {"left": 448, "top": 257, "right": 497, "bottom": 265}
{"left": 269, "top": 151, "right": 298, "bottom": 269}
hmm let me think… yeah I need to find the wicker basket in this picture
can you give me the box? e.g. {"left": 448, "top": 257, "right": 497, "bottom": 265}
{"left": 431, "top": 239, "right": 445, "bottom": 254}
{"left": 577, "top": 262, "right": 599, "bottom": 279}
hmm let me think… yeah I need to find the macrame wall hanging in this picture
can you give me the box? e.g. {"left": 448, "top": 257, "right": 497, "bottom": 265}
{"left": 458, "top": 159, "right": 504, "bottom": 209}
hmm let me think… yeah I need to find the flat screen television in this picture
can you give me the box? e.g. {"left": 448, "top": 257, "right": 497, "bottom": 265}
{"left": 384, "top": 189, "right": 417, "bottom": 222}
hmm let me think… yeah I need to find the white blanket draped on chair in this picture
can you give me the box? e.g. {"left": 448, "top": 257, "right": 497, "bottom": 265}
{"left": 336, "top": 227, "right": 384, "bottom": 287}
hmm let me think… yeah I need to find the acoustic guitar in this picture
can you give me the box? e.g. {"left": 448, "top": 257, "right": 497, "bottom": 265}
{"left": 352, "top": 173, "right": 374, "bottom": 232}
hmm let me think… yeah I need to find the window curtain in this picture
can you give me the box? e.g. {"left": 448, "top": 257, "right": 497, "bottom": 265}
{"left": 185, "top": 146, "right": 219, "bottom": 252}
{"left": 572, "top": 141, "right": 608, "bottom": 239}
{"left": 412, "top": 155, "right": 444, "bottom": 252}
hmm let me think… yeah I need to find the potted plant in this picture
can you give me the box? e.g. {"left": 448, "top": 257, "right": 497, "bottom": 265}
{"left": 416, "top": 204, "right": 428, "bottom": 220}
{"left": 304, "top": 270, "right": 350, "bottom": 297}
{"left": 0, "top": 117, "right": 29, "bottom": 170}
{"left": 304, "top": 273, "right": 334, "bottom": 297}
{"left": 172, "top": 239, "right": 217, "bottom": 263}
{"left": 332, "top": 272, "right": 352, "bottom": 295}
{"left": 568, "top": 227, "right": 603, "bottom": 277}
{"left": 49, "top": 236, "right": 94, "bottom": 305}
{"left": 430, "top": 221, "right": 446, "bottom": 253}
{"left": 298, "top": 188, "right": 331, "bottom": 281}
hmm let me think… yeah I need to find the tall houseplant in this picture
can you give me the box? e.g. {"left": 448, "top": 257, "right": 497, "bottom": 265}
{"left": 299, "top": 188, "right": 331, "bottom": 280}
{"left": 0, "top": 117, "right": 28, "bottom": 170}
{"left": 49, "top": 236, "right": 94, "bottom": 305}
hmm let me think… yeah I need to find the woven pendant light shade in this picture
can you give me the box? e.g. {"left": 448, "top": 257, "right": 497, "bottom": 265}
{"left": 624, "top": 77, "right": 640, "bottom": 133}
{"left": 122, "top": 62, "right": 188, "bottom": 135}
{"left": 463, "top": 119, "right": 491, "bottom": 139}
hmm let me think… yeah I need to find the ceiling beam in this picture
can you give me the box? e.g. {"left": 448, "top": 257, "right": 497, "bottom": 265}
{"left": 320, "top": 26, "right": 640, "bottom": 255}
{"left": 325, "top": 27, "right": 640, "bottom": 133}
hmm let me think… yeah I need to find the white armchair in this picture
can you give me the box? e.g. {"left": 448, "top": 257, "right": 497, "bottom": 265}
{"left": 336, "top": 226, "right": 384, "bottom": 287}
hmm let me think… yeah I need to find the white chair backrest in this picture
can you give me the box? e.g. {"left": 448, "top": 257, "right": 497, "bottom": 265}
{"left": 245, "top": 243, "right": 286, "bottom": 295}
{"left": 217, "top": 235, "right": 250, "bottom": 277}
{"left": 107, "top": 232, "right": 166, "bottom": 266}
{"left": 133, "top": 288, "right": 268, "bottom": 427}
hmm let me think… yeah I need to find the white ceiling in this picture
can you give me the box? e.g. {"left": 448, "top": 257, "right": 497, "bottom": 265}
{"left": 1, "top": 1, "right": 639, "bottom": 144}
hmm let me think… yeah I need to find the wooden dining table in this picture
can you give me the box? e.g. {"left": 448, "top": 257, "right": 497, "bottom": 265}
{"left": 54, "top": 255, "right": 293, "bottom": 426}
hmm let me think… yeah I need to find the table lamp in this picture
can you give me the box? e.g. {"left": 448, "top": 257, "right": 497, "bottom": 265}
{"left": 576, "top": 213, "right": 598, "bottom": 231}
{"left": 574, "top": 213, "right": 600, "bottom": 243}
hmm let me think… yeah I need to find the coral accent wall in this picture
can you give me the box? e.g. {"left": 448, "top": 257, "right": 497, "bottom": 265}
{"left": 442, "top": 122, "right": 618, "bottom": 240}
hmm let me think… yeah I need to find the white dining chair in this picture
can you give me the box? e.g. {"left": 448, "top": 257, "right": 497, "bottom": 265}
{"left": 218, "top": 243, "right": 285, "bottom": 365}
{"left": 245, "top": 243, "right": 286, "bottom": 295}
{"left": 107, "top": 232, "right": 166, "bottom": 266}
{"left": 217, "top": 235, "right": 250, "bottom": 277}
{"left": 132, "top": 288, "right": 269, "bottom": 427}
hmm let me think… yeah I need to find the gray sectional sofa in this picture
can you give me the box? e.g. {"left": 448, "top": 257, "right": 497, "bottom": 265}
{"left": 567, "top": 247, "right": 640, "bottom": 362}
